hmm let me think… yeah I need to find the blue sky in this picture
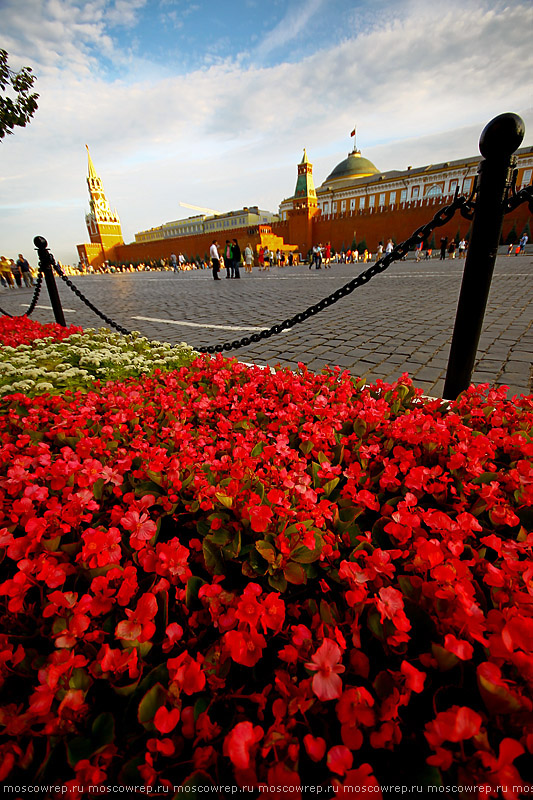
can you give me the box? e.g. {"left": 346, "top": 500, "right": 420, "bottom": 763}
{"left": 1, "top": 0, "right": 532, "bottom": 264}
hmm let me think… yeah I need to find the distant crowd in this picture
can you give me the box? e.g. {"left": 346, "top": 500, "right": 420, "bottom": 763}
{"left": 2, "top": 233, "right": 528, "bottom": 287}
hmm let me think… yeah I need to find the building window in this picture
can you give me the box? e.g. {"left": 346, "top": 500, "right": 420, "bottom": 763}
{"left": 400, "top": 189, "right": 407, "bottom": 202}
{"left": 463, "top": 178, "right": 472, "bottom": 193}
{"left": 411, "top": 186, "right": 420, "bottom": 199}
{"left": 449, "top": 179, "right": 458, "bottom": 193}
{"left": 350, "top": 198, "right": 355, "bottom": 210}
{"left": 426, "top": 184, "right": 443, "bottom": 197}
{"left": 323, "top": 202, "right": 329, "bottom": 213}
{"left": 341, "top": 200, "right": 346, "bottom": 211}
{"left": 332, "top": 201, "right": 337, "bottom": 213}
{"left": 368, "top": 195, "right": 375, "bottom": 207}
{"left": 522, "top": 169, "right": 532, "bottom": 186}
{"left": 389, "top": 191, "right": 396, "bottom": 204}
{"left": 359, "top": 197, "right": 365, "bottom": 209}
{"left": 378, "top": 193, "right": 385, "bottom": 206}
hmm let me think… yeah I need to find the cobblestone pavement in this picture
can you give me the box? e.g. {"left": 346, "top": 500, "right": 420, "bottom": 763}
{"left": 1, "top": 254, "right": 531, "bottom": 399}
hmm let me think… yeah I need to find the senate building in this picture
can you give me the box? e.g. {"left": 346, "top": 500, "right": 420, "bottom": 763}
{"left": 77, "top": 137, "right": 532, "bottom": 269}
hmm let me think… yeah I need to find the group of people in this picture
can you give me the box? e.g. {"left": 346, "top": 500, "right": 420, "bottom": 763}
{"left": 0, "top": 254, "right": 34, "bottom": 288}
{"left": 310, "top": 243, "right": 332, "bottom": 269}
{"left": 439, "top": 237, "right": 468, "bottom": 260}
{"left": 508, "top": 233, "right": 529, "bottom": 255}
{"left": 257, "top": 247, "right": 298, "bottom": 270}
{"left": 209, "top": 240, "right": 255, "bottom": 280}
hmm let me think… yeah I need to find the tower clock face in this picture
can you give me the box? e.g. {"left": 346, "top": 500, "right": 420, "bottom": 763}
{"left": 95, "top": 199, "right": 108, "bottom": 215}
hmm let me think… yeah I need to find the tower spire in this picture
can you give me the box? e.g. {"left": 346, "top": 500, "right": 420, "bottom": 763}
{"left": 86, "top": 144, "right": 98, "bottom": 181}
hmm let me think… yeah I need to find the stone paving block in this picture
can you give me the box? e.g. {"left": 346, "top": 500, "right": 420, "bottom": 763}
{"left": 413, "top": 367, "right": 444, "bottom": 382}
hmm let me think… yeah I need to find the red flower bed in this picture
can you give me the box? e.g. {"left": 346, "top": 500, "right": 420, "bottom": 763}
{"left": 0, "top": 315, "right": 83, "bottom": 347}
{"left": 0, "top": 355, "right": 532, "bottom": 797}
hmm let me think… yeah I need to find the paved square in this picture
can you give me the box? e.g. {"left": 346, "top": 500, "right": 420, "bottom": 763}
{"left": 1, "top": 254, "right": 531, "bottom": 398}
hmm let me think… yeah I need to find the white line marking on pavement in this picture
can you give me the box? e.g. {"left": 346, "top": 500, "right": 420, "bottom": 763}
{"left": 132, "top": 316, "right": 266, "bottom": 332}
{"left": 21, "top": 304, "right": 77, "bottom": 312}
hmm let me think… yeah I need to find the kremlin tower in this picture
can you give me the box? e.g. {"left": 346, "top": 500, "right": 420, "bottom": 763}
{"left": 287, "top": 149, "right": 320, "bottom": 255}
{"left": 77, "top": 146, "right": 123, "bottom": 270}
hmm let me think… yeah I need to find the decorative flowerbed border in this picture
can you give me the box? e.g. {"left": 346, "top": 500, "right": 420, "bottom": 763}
{"left": 0, "top": 317, "right": 197, "bottom": 396}
{"left": 0, "top": 319, "right": 532, "bottom": 797}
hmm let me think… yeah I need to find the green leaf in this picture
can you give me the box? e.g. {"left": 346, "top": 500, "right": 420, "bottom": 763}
{"left": 255, "top": 540, "right": 277, "bottom": 564}
{"left": 222, "top": 529, "right": 241, "bottom": 559}
{"left": 202, "top": 538, "right": 224, "bottom": 575}
{"left": 186, "top": 576, "right": 207, "bottom": 609}
{"left": 284, "top": 561, "right": 306, "bottom": 585}
{"left": 367, "top": 610, "right": 385, "bottom": 641}
{"left": 137, "top": 682, "right": 167, "bottom": 726}
{"left": 92, "top": 712, "right": 115, "bottom": 746}
{"left": 69, "top": 668, "right": 91, "bottom": 691}
{"left": 146, "top": 469, "right": 165, "bottom": 486}
{"left": 291, "top": 536, "right": 323, "bottom": 563}
{"left": 250, "top": 441, "right": 264, "bottom": 457}
{"left": 268, "top": 573, "right": 287, "bottom": 592}
{"left": 133, "top": 480, "right": 165, "bottom": 497}
{"left": 319, "top": 599, "right": 338, "bottom": 625}
{"left": 353, "top": 419, "right": 367, "bottom": 438}
{"left": 214, "top": 492, "right": 233, "bottom": 508}
{"left": 193, "top": 696, "right": 209, "bottom": 720}
{"left": 66, "top": 736, "right": 94, "bottom": 767}
{"left": 471, "top": 472, "right": 500, "bottom": 485}
{"left": 322, "top": 477, "right": 340, "bottom": 497}
{"left": 299, "top": 441, "right": 313, "bottom": 455}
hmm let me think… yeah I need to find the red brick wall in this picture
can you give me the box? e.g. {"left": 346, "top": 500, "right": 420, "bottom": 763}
{"left": 273, "top": 196, "right": 532, "bottom": 254}
{"left": 114, "top": 227, "right": 263, "bottom": 265}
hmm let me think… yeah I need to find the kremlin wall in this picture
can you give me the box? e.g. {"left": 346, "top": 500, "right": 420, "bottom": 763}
{"left": 77, "top": 139, "right": 533, "bottom": 269}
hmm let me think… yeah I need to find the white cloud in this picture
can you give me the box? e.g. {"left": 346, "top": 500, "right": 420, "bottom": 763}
{"left": 255, "top": 0, "right": 326, "bottom": 60}
{"left": 0, "top": 0, "right": 532, "bottom": 265}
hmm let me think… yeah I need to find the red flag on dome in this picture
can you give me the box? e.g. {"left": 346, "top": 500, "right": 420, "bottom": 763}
{"left": 350, "top": 128, "right": 356, "bottom": 137}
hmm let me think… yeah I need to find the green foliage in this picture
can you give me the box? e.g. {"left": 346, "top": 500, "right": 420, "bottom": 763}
{"left": 0, "top": 49, "right": 39, "bottom": 139}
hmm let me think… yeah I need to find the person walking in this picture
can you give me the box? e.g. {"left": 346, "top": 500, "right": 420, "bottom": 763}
{"left": 440, "top": 237, "right": 448, "bottom": 260}
{"left": 10, "top": 258, "right": 22, "bottom": 288}
{"left": 458, "top": 239, "right": 467, "bottom": 258}
{"left": 324, "top": 242, "right": 332, "bottom": 268}
{"left": 210, "top": 240, "right": 221, "bottom": 280}
{"left": 385, "top": 239, "right": 394, "bottom": 256}
{"left": 170, "top": 253, "right": 178, "bottom": 272}
{"left": 244, "top": 243, "right": 254, "bottom": 274}
{"left": 518, "top": 233, "right": 528, "bottom": 254}
{"left": 232, "top": 239, "right": 241, "bottom": 279}
{"left": 0, "top": 255, "right": 15, "bottom": 288}
{"left": 17, "top": 254, "right": 33, "bottom": 286}
{"left": 223, "top": 241, "right": 233, "bottom": 278}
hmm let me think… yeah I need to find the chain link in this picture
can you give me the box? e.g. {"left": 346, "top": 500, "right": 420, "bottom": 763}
{"left": 504, "top": 183, "right": 533, "bottom": 215}
{"left": 3, "top": 183, "right": 529, "bottom": 343}
{"left": 0, "top": 267, "right": 44, "bottom": 319}
{"left": 198, "top": 193, "right": 474, "bottom": 354}
{"left": 51, "top": 261, "right": 132, "bottom": 336}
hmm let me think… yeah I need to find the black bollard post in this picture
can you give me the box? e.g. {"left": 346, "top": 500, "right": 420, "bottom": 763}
{"left": 442, "top": 113, "right": 525, "bottom": 400}
{"left": 33, "top": 236, "right": 66, "bottom": 327}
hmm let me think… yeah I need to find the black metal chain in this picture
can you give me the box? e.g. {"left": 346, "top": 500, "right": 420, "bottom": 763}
{"left": 198, "top": 192, "right": 472, "bottom": 354}
{"left": 504, "top": 183, "right": 533, "bottom": 214}
{"left": 0, "top": 267, "right": 44, "bottom": 319}
{"left": 51, "top": 261, "right": 132, "bottom": 336}
{"left": 2, "top": 183, "right": 529, "bottom": 345}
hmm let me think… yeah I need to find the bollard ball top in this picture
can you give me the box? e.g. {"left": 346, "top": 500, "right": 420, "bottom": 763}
{"left": 34, "top": 236, "right": 48, "bottom": 249}
{"left": 479, "top": 113, "right": 525, "bottom": 159}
